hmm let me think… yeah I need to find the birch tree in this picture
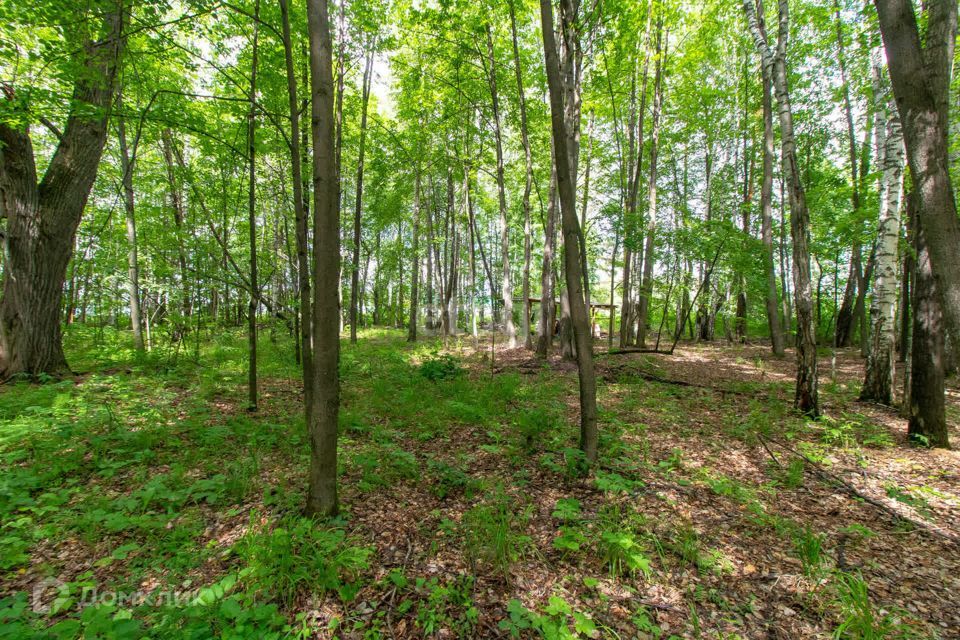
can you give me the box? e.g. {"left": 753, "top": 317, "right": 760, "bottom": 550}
{"left": 743, "top": 0, "right": 819, "bottom": 416}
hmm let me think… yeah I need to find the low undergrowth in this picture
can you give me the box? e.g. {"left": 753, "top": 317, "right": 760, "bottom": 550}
{"left": 0, "top": 326, "right": 955, "bottom": 639}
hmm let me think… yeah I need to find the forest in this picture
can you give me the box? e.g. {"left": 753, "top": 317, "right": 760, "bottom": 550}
{"left": 0, "top": 0, "right": 959, "bottom": 637}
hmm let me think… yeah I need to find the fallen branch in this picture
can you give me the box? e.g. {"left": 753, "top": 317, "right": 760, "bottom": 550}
{"left": 599, "top": 365, "right": 772, "bottom": 398}
{"left": 635, "top": 600, "right": 684, "bottom": 614}
{"left": 758, "top": 436, "right": 783, "bottom": 469}
{"left": 600, "top": 347, "right": 673, "bottom": 356}
{"left": 759, "top": 435, "right": 960, "bottom": 547}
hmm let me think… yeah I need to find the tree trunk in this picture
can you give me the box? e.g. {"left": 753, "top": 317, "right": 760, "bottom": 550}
{"left": 334, "top": 4, "right": 347, "bottom": 335}
{"left": 484, "top": 25, "right": 516, "bottom": 348}
{"left": 608, "top": 229, "right": 619, "bottom": 349}
{"left": 396, "top": 221, "right": 405, "bottom": 328}
{"left": 735, "top": 52, "right": 752, "bottom": 344}
{"left": 759, "top": 42, "right": 785, "bottom": 356}
{"left": 835, "top": 245, "right": 861, "bottom": 347}
{"left": 246, "top": 1, "right": 260, "bottom": 412}
{"left": 536, "top": 164, "right": 558, "bottom": 356}
{"left": 160, "top": 129, "right": 191, "bottom": 318}
{"left": 861, "top": 57, "right": 904, "bottom": 405}
{"left": 468, "top": 172, "right": 498, "bottom": 324}
{"left": 440, "top": 168, "right": 460, "bottom": 337}
{"left": 306, "top": 0, "right": 341, "bottom": 517}
{"left": 350, "top": 47, "right": 375, "bottom": 344}
{"left": 372, "top": 231, "right": 382, "bottom": 325}
{"left": 541, "top": 0, "right": 598, "bottom": 463}
{"left": 696, "top": 147, "right": 715, "bottom": 342}
{"left": 465, "top": 167, "right": 479, "bottom": 344}
{"left": 64, "top": 248, "right": 78, "bottom": 326}
{"left": 116, "top": 100, "right": 144, "bottom": 352}
{"left": 555, "top": 0, "right": 582, "bottom": 359}
{"left": 897, "top": 248, "right": 911, "bottom": 362}
{"left": 832, "top": 0, "right": 863, "bottom": 349}
{"left": 280, "top": 0, "right": 313, "bottom": 411}
{"left": 875, "top": 0, "right": 960, "bottom": 346}
{"left": 580, "top": 116, "right": 593, "bottom": 315}
{"left": 0, "top": 4, "right": 125, "bottom": 379}
{"left": 509, "top": 0, "right": 534, "bottom": 349}
{"left": 778, "top": 183, "right": 792, "bottom": 337}
{"left": 907, "top": 193, "right": 949, "bottom": 447}
{"left": 619, "top": 4, "right": 653, "bottom": 348}
{"left": 427, "top": 177, "right": 438, "bottom": 332}
{"left": 744, "top": 0, "right": 819, "bottom": 416}
{"left": 408, "top": 168, "right": 421, "bottom": 342}
{"left": 636, "top": 20, "right": 664, "bottom": 348}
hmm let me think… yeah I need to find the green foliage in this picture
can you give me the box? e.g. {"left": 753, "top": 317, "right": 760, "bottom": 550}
{"left": 412, "top": 576, "right": 479, "bottom": 637}
{"left": 594, "top": 470, "right": 643, "bottom": 494}
{"left": 551, "top": 498, "right": 582, "bottom": 522}
{"left": 419, "top": 353, "right": 463, "bottom": 381}
{"left": 775, "top": 458, "right": 806, "bottom": 489}
{"left": 600, "top": 530, "right": 652, "bottom": 578}
{"left": 553, "top": 527, "right": 588, "bottom": 554}
{"left": 499, "top": 597, "right": 597, "bottom": 640}
{"left": 792, "top": 526, "right": 826, "bottom": 578}
{"left": 667, "top": 523, "right": 701, "bottom": 566}
{"left": 460, "top": 491, "right": 531, "bottom": 576}
{"left": 0, "top": 311, "right": 951, "bottom": 640}
{"left": 883, "top": 485, "right": 933, "bottom": 519}
{"left": 561, "top": 448, "right": 589, "bottom": 479}
{"left": 235, "top": 515, "right": 373, "bottom": 607}
{"left": 515, "top": 409, "right": 560, "bottom": 452}
{"left": 832, "top": 573, "right": 921, "bottom": 640}
{"left": 350, "top": 443, "right": 419, "bottom": 491}
{"left": 817, "top": 414, "right": 893, "bottom": 449}
{"left": 426, "top": 458, "right": 476, "bottom": 499}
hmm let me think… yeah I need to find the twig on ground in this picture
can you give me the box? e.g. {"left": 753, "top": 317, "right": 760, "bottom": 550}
{"left": 759, "top": 434, "right": 960, "bottom": 547}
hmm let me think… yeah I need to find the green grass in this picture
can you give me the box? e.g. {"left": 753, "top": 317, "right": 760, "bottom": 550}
{"left": 0, "top": 324, "right": 948, "bottom": 639}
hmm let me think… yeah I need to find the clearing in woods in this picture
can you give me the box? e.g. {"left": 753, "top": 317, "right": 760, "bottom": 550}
{"left": 1, "top": 328, "right": 957, "bottom": 638}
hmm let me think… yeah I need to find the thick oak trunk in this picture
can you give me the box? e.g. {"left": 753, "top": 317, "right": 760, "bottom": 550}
{"left": 908, "top": 195, "right": 949, "bottom": 448}
{"left": 0, "top": 5, "right": 125, "bottom": 379}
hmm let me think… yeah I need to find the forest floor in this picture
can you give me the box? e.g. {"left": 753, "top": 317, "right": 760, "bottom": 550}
{"left": 1, "top": 326, "right": 958, "bottom": 639}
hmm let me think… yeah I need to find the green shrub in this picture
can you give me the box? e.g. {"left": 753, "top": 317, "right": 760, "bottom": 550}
{"left": 499, "top": 596, "right": 597, "bottom": 639}
{"left": 792, "top": 526, "right": 826, "bottom": 577}
{"left": 600, "top": 530, "right": 652, "bottom": 578}
{"left": 515, "top": 409, "right": 559, "bottom": 451}
{"left": 461, "top": 493, "right": 530, "bottom": 576}
{"left": 833, "top": 572, "right": 921, "bottom": 639}
{"left": 419, "top": 353, "right": 462, "bottom": 381}
{"left": 427, "top": 459, "right": 475, "bottom": 499}
{"left": 235, "top": 515, "right": 372, "bottom": 606}
{"left": 818, "top": 414, "right": 893, "bottom": 449}
{"left": 414, "top": 575, "right": 478, "bottom": 637}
